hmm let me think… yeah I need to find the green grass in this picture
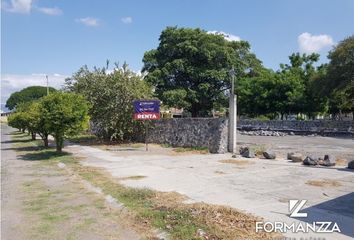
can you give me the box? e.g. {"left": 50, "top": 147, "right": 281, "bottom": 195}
{"left": 173, "top": 146, "right": 209, "bottom": 153}
{"left": 12, "top": 132, "right": 209, "bottom": 239}
{"left": 22, "top": 179, "right": 70, "bottom": 238}
{"left": 161, "top": 143, "right": 173, "bottom": 148}
{"left": 66, "top": 133, "right": 98, "bottom": 144}
{"left": 161, "top": 143, "right": 209, "bottom": 154}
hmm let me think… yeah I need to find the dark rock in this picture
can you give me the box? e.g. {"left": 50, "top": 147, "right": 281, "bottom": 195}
{"left": 263, "top": 151, "right": 276, "bottom": 159}
{"left": 239, "top": 146, "right": 247, "bottom": 154}
{"left": 348, "top": 160, "right": 354, "bottom": 169}
{"left": 239, "top": 147, "right": 255, "bottom": 158}
{"left": 319, "top": 155, "right": 336, "bottom": 167}
{"left": 303, "top": 155, "right": 320, "bottom": 166}
{"left": 287, "top": 152, "right": 294, "bottom": 160}
{"left": 290, "top": 153, "right": 303, "bottom": 162}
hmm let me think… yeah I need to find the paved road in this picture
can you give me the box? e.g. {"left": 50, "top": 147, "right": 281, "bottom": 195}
{"left": 67, "top": 140, "right": 354, "bottom": 240}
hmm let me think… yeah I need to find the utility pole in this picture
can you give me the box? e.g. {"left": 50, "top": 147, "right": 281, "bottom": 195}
{"left": 46, "top": 75, "right": 49, "bottom": 95}
{"left": 228, "top": 68, "right": 237, "bottom": 154}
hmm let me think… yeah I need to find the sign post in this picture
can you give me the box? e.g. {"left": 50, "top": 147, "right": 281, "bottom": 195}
{"left": 133, "top": 100, "right": 161, "bottom": 151}
{"left": 145, "top": 122, "right": 149, "bottom": 151}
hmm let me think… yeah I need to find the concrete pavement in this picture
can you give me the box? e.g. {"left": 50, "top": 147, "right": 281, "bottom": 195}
{"left": 66, "top": 140, "right": 354, "bottom": 240}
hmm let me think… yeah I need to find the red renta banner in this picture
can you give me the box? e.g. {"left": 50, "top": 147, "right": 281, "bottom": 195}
{"left": 133, "top": 100, "right": 161, "bottom": 120}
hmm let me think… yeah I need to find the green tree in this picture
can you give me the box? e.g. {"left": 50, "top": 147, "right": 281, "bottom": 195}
{"left": 278, "top": 53, "right": 328, "bottom": 119}
{"left": 325, "top": 36, "right": 354, "bottom": 117}
{"left": 142, "top": 27, "right": 263, "bottom": 117}
{"left": 40, "top": 92, "right": 89, "bottom": 152}
{"left": 25, "top": 101, "right": 51, "bottom": 146}
{"left": 237, "top": 69, "right": 304, "bottom": 119}
{"left": 7, "top": 112, "right": 28, "bottom": 132}
{"left": 65, "top": 62, "right": 153, "bottom": 141}
{"left": 6, "top": 86, "right": 56, "bottom": 110}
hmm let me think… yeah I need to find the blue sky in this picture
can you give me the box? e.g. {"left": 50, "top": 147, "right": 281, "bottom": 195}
{"left": 1, "top": 0, "right": 354, "bottom": 110}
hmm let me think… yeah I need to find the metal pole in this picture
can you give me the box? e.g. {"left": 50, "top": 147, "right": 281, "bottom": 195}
{"left": 145, "top": 121, "right": 149, "bottom": 151}
{"left": 46, "top": 75, "right": 49, "bottom": 95}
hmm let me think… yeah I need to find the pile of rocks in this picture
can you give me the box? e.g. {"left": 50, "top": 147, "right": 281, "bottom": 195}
{"left": 303, "top": 155, "right": 336, "bottom": 166}
{"left": 237, "top": 147, "right": 354, "bottom": 170}
{"left": 287, "top": 152, "right": 336, "bottom": 167}
{"left": 238, "top": 147, "right": 277, "bottom": 159}
{"left": 239, "top": 130, "right": 292, "bottom": 137}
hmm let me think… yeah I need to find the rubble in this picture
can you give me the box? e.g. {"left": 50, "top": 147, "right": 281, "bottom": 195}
{"left": 239, "top": 130, "right": 288, "bottom": 137}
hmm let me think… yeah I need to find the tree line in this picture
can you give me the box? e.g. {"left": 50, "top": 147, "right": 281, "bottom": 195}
{"left": 6, "top": 27, "right": 353, "bottom": 144}
{"left": 142, "top": 27, "right": 353, "bottom": 120}
{"left": 8, "top": 89, "right": 89, "bottom": 152}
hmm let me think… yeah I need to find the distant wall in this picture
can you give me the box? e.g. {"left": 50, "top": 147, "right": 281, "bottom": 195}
{"left": 147, "top": 119, "right": 354, "bottom": 154}
{"left": 238, "top": 120, "right": 354, "bottom": 135}
{"left": 148, "top": 118, "right": 228, "bottom": 153}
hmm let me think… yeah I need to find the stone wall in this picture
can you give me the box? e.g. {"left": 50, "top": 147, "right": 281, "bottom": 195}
{"left": 147, "top": 118, "right": 228, "bottom": 153}
{"left": 238, "top": 120, "right": 354, "bottom": 135}
{"left": 147, "top": 119, "right": 353, "bottom": 154}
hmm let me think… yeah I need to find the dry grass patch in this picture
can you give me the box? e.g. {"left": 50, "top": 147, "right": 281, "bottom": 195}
{"left": 153, "top": 192, "right": 279, "bottom": 240}
{"left": 306, "top": 179, "right": 342, "bottom": 188}
{"left": 278, "top": 198, "right": 289, "bottom": 203}
{"left": 218, "top": 159, "right": 254, "bottom": 166}
{"left": 118, "top": 175, "right": 147, "bottom": 181}
{"left": 336, "top": 158, "right": 348, "bottom": 166}
{"left": 71, "top": 160, "right": 277, "bottom": 239}
{"left": 214, "top": 171, "right": 226, "bottom": 175}
{"left": 95, "top": 143, "right": 145, "bottom": 151}
{"left": 170, "top": 146, "right": 209, "bottom": 155}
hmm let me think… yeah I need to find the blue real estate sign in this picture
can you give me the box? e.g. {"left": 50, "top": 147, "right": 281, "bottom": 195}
{"left": 133, "top": 100, "right": 160, "bottom": 120}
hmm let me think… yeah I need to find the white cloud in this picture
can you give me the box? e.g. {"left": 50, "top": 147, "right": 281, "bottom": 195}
{"left": 76, "top": 17, "right": 100, "bottom": 27}
{"left": 298, "top": 32, "right": 334, "bottom": 53}
{"left": 207, "top": 30, "right": 241, "bottom": 42}
{"left": 1, "top": 73, "right": 68, "bottom": 108}
{"left": 3, "top": 0, "right": 63, "bottom": 16}
{"left": 36, "top": 7, "right": 62, "bottom": 16}
{"left": 2, "top": 0, "right": 32, "bottom": 14}
{"left": 121, "top": 16, "right": 132, "bottom": 24}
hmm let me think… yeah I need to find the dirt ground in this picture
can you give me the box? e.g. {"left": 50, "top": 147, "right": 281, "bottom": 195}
{"left": 65, "top": 133, "right": 354, "bottom": 240}
{"left": 238, "top": 134, "right": 354, "bottom": 160}
{"left": 1, "top": 124, "right": 141, "bottom": 240}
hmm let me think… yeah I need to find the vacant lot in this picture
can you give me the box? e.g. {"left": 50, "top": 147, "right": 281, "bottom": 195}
{"left": 238, "top": 134, "right": 354, "bottom": 160}
{"left": 66, "top": 134, "right": 354, "bottom": 240}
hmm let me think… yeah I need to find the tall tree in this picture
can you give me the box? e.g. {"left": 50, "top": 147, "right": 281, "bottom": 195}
{"left": 142, "top": 27, "right": 263, "bottom": 117}
{"left": 279, "top": 53, "right": 328, "bottom": 119}
{"left": 6, "top": 86, "right": 56, "bottom": 110}
{"left": 65, "top": 62, "right": 153, "bottom": 141}
{"left": 325, "top": 35, "right": 354, "bottom": 116}
{"left": 237, "top": 69, "right": 303, "bottom": 119}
